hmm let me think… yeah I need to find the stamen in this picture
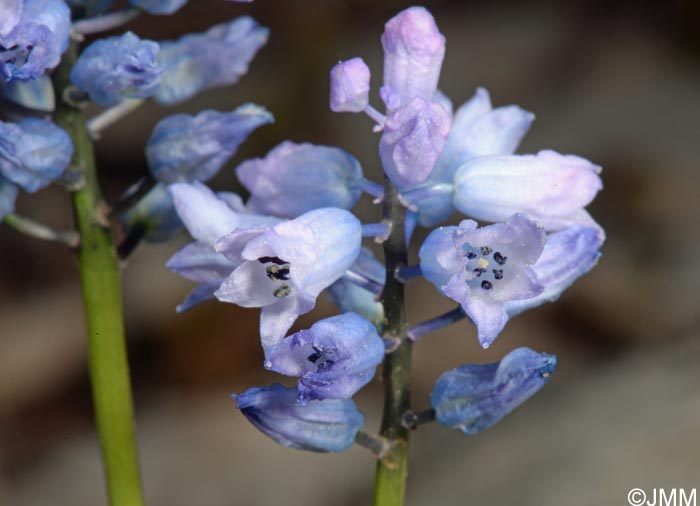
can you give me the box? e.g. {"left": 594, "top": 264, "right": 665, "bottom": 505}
{"left": 494, "top": 252, "right": 507, "bottom": 265}
{"left": 258, "top": 256, "right": 287, "bottom": 265}
{"left": 481, "top": 280, "right": 493, "bottom": 290}
{"left": 465, "top": 251, "right": 477, "bottom": 259}
{"left": 481, "top": 246, "right": 492, "bottom": 256}
{"left": 472, "top": 267, "right": 487, "bottom": 277}
{"left": 273, "top": 285, "right": 291, "bottom": 298}
{"left": 493, "top": 269, "right": 503, "bottom": 280}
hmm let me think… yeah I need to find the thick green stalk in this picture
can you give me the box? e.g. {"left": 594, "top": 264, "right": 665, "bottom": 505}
{"left": 374, "top": 179, "right": 412, "bottom": 506}
{"left": 52, "top": 43, "right": 145, "bottom": 506}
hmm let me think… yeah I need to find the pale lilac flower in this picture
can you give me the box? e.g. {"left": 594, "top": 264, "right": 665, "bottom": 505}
{"left": 166, "top": 182, "right": 279, "bottom": 312}
{"left": 155, "top": 17, "right": 268, "bottom": 105}
{"left": 431, "top": 347, "right": 555, "bottom": 434}
{"left": 130, "top": 0, "right": 187, "bottom": 15}
{"left": 0, "top": 118, "right": 73, "bottom": 193}
{"left": 410, "top": 87, "right": 535, "bottom": 226}
{"left": 236, "top": 141, "right": 363, "bottom": 218}
{"left": 453, "top": 150, "right": 603, "bottom": 231}
{"left": 147, "top": 104, "right": 273, "bottom": 183}
{"left": 214, "top": 207, "right": 362, "bottom": 349}
{"left": 70, "top": 32, "right": 162, "bottom": 107}
{"left": 265, "top": 312, "right": 385, "bottom": 404}
{"left": 234, "top": 384, "right": 364, "bottom": 452}
{"left": 419, "top": 214, "right": 546, "bottom": 348}
{"left": 330, "top": 58, "right": 370, "bottom": 113}
{"left": 505, "top": 225, "right": 603, "bottom": 317}
{"left": 1, "top": 0, "right": 71, "bottom": 82}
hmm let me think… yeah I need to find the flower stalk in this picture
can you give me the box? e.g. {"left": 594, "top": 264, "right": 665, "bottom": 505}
{"left": 52, "top": 42, "right": 145, "bottom": 506}
{"left": 374, "top": 177, "right": 412, "bottom": 506}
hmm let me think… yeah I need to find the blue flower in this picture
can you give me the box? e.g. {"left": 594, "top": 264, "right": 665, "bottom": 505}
{"left": 505, "top": 225, "right": 603, "bottom": 317}
{"left": 431, "top": 347, "right": 555, "bottom": 434}
{"left": 155, "top": 17, "right": 268, "bottom": 105}
{"left": 147, "top": 104, "right": 273, "bottom": 183}
{"left": 419, "top": 214, "right": 546, "bottom": 348}
{"left": 326, "top": 247, "right": 385, "bottom": 327}
{"left": 264, "top": 313, "right": 385, "bottom": 404}
{"left": 130, "top": 0, "right": 187, "bottom": 15}
{"left": 234, "top": 384, "right": 364, "bottom": 452}
{"left": 0, "top": 117, "right": 73, "bottom": 193}
{"left": 0, "top": 175, "right": 19, "bottom": 220}
{"left": 410, "top": 87, "right": 535, "bottom": 226}
{"left": 453, "top": 150, "right": 603, "bottom": 232}
{"left": 214, "top": 207, "right": 362, "bottom": 349}
{"left": 70, "top": 32, "right": 162, "bottom": 107}
{"left": 236, "top": 141, "right": 364, "bottom": 218}
{"left": 1, "top": 0, "right": 71, "bottom": 82}
{"left": 166, "top": 181, "right": 280, "bottom": 312}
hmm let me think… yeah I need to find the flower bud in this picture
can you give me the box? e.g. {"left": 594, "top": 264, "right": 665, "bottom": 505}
{"left": 330, "top": 57, "right": 371, "bottom": 113}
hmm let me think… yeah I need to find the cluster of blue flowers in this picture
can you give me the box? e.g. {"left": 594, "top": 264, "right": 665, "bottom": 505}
{"left": 0, "top": 2, "right": 604, "bottom": 454}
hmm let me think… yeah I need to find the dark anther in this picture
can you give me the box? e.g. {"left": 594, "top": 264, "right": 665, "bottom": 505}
{"left": 307, "top": 353, "right": 320, "bottom": 364}
{"left": 481, "top": 246, "right": 492, "bottom": 256}
{"left": 472, "top": 267, "right": 487, "bottom": 277}
{"left": 266, "top": 265, "right": 291, "bottom": 281}
{"left": 493, "top": 269, "right": 503, "bottom": 280}
{"left": 466, "top": 251, "right": 477, "bottom": 259}
{"left": 258, "top": 256, "right": 287, "bottom": 265}
{"left": 493, "top": 252, "right": 507, "bottom": 265}
{"left": 481, "top": 280, "right": 493, "bottom": 290}
{"left": 317, "top": 360, "right": 336, "bottom": 372}
{"left": 273, "top": 285, "right": 291, "bottom": 298}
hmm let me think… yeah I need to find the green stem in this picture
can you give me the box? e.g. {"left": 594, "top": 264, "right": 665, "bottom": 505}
{"left": 374, "top": 178, "right": 412, "bottom": 506}
{"left": 52, "top": 43, "right": 145, "bottom": 506}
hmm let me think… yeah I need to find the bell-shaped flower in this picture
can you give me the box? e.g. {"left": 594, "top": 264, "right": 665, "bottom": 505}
{"left": 236, "top": 141, "right": 363, "bottom": 218}
{"left": 453, "top": 150, "right": 603, "bottom": 231}
{"left": 214, "top": 207, "right": 362, "bottom": 348}
{"left": 380, "top": 6, "right": 445, "bottom": 110}
{"left": 0, "top": 118, "right": 73, "bottom": 193}
{"left": 419, "top": 214, "right": 545, "bottom": 348}
{"left": 431, "top": 347, "right": 556, "bottom": 434}
{"left": 1, "top": 75, "right": 54, "bottom": 112}
{"left": 70, "top": 32, "right": 162, "bottom": 107}
{"left": 233, "top": 384, "right": 364, "bottom": 452}
{"left": 147, "top": 104, "right": 273, "bottom": 183}
{"left": 1, "top": 0, "right": 70, "bottom": 82}
{"left": 155, "top": 17, "right": 268, "bottom": 105}
{"left": 330, "top": 58, "right": 371, "bottom": 113}
{"left": 327, "top": 247, "right": 385, "bottom": 328}
{"left": 166, "top": 181, "right": 280, "bottom": 312}
{"left": 505, "top": 225, "right": 603, "bottom": 317}
{"left": 411, "top": 87, "right": 535, "bottom": 227}
{"left": 0, "top": 175, "right": 19, "bottom": 220}
{"left": 65, "top": 0, "right": 114, "bottom": 17}
{"left": 379, "top": 96, "right": 451, "bottom": 189}
{"left": 130, "top": 0, "right": 187, "bottom": 15}
{"left": 264, "top": 313, "right": 384, "bottom": 404}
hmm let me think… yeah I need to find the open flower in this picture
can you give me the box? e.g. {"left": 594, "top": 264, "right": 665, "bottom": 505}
{"left": 166, "top": 181, "right": 279, "bottom": 311}
{"left": 234, "top": 384, "right": 365, "bottom": 453}
{"left": 419, "top": 214, "right": 546, "bottom": 348}
{"left": 264, "top": 312, "right": 385, "bottom": 404}
{"left": 431, "top": 347, "right": 555, "bottom": 434}
{"left": 214, "top": 207, "right": 362, "bottom": 349}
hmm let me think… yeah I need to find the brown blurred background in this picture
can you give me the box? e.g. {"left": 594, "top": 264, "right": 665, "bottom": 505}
{"left": 1, "top": 0, "right": 699, "bottom": 504}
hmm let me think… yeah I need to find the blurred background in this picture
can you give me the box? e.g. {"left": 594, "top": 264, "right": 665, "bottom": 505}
{"left": 1, "top": 0, "right": 699, "bottom": 504}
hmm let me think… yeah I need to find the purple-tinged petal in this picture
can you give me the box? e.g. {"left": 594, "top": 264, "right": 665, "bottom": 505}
{"left": 330, "top": 58, "right": 370, "bottom": 113}
{"left": 453, "top": 150, "right": 603, "bottom": 231}
{"left": 431, "top": 347, "right": 556, "bottom": 434}
{"left": 149, "top": 104, "right": 273, "bottom": 183}
{"left": 419, "top": 224, "right": 469, "bottom": 290}
{"left": 0, "top": 118, "right": 72, "bottom": 192}
{"left": 70, "top": 32, "right": 162, "bottom": 107}
{"left": 379, "top": 97, "right": 451, "bottom": 189}
{"left": 258, "top": 294, "right": 316, "bottom": 350}
{"left": 0, "top": 0, "right": 22, "bottom": 37}
{"left": 237, "top": 141, "right": 363, "bottom": 218}
{"left": 265, "top": 313, "right": 384, "bottom": 403}
{"left": 1, "top": 0, "right": 71, "bottom": 82}
{"left": 176, "top": 280, "right": 222, "bottom": 313}
{"left": 505, "top": 225, "right": 603, "bottom": 317}
{"left": 462, "top": 296, "right": 507, "bottom": 348}
{"left": 0, "top": 176, "right": 18, "bottom": 220}
{"left": 233, "top": 384, "right": 364, "bottom": 452}
{"left": 155, "top": 17, "right": 268, "bottom": 105}
{"left": 380, "top": 6, "right": 445, "bottom": 109}
{"left": 169, "top": 182, "right": 240, "bottom": 245}
{"left": 167, "top": 241, "right": 237, "bottom": 283}
{"left": 129, "top": 0, "right": 187, "bottom": 15}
